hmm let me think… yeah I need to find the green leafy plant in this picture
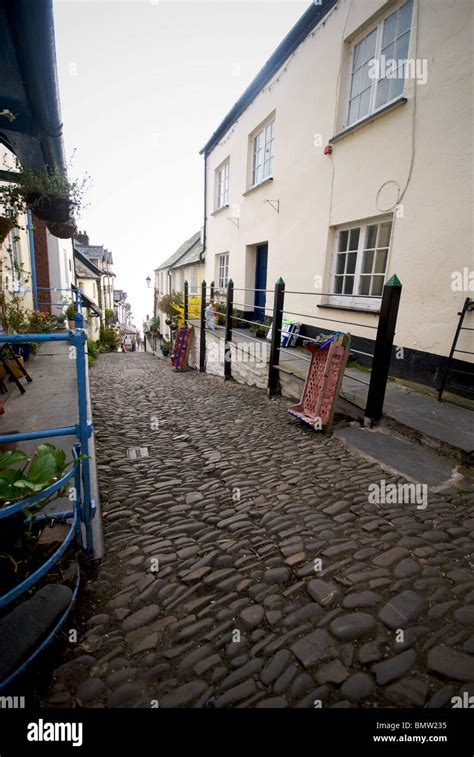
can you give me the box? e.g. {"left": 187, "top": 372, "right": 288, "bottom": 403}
{"left": 0, "top": 153, "right": 90, "bottom": 224}
{"left": 105, "top": 307, "right": 114, "bottom": 325}
{"left": 158, "top": 291, "right": 183, "bottom": 320}
{"left": 0, "top": 444, "right": 67, "bottom": 504}
{"left": 99, "top": 325, "right": 119, "bottom": 352}
{"left": 148, "top": 316, "right": 160, "bottom": 334}
{"left": 161, "top": 340, "right": 170, "bottom": 357}
{"left": 250, "top": 319, "right": 271, "bottom": 338}
{"left": 65, "top": 303, "right": 76, "bottom": 321}
{"left": 27, "top": 310, "right": 56, "bottom": 333}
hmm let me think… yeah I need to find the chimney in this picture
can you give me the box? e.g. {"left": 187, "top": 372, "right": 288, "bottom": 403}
{"left": 75, "top": 230, "right": 89, "bottom": 246}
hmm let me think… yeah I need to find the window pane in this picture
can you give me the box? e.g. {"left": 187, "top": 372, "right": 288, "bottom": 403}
{"left": 353, "top": 38, "right": 365, "bottom": 69}
{"left": 348, "top": 96, "right": 360, "bottom": 125}
{"left": 366, "top": 225, "right": 377, "bottom": 249}
{"left": 359, "top": 276, "right": 371, "bottom": 295}
{"left": 350, "top": 66, "right": 362, "bottom": 97}
{"left": 359, "top": 87, "right": 371, "bottom": 118}
{"left": 375, "top": 249, "right": 388, "bottom": 274}
{"left": 349, "top": 227, "right": 360, "bottom": 250}
{"left": 391, "top": 75, "right": 404, "bottom": 99}
{"left": 344, "top": 276, "right": 354, "bottom": 294}
{"left": 375, "top": 76, "right": 391, "bottom": 108}
{"left": 362, "top": 249, "right": 374, "bottom": 273}
{"left": 365, "top": 29, "right": 377, "bottom": 61}
{"left": 397, "top": 31, "right": 410, "bottom": 63}
{"left": 334, "top": 276, "right": 343, "bottom": 294}
{"left": 336, "top": 254, "right": 346, "bottom": 274}
{"left": 338, "top": 230, "right": 349, "bottom": 252}
{"left": 347, "top": 252, "right": 357, "bottom": 274}
{"left": 372, "top": 275, "right": 384, "bottom": 296}
{"left": 378, "top": 222, "right": 392, "bottom": 248}
{"left": 360, "top": 61, "right": 372, "bottom": 92}
{"left": 399, "top": 0, "right": 413, "bottom": 34}
{"left": 383, "top": 11, "right": 397, "bottom": 47}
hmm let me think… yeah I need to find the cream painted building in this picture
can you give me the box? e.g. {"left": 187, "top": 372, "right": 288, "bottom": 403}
{"left": 154, "top": 230, "right": 205, "bottom": 341}
{"left": 73, "top": 248, "right": 102, "bottom": 341}
{"left": 200, "top": 0, "right": 473, "bottom": 392}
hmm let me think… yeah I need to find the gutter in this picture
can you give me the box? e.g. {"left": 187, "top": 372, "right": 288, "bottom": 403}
{"left": 5, "top": 0, "right": 66, "bottom": 170}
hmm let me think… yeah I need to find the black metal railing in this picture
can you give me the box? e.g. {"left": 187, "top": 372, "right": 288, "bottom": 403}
{"left": 181, "top": 275, "right": 402, "bottom": 424}
{"left": 438, "top": 297, "right": 474, "bottom": 401}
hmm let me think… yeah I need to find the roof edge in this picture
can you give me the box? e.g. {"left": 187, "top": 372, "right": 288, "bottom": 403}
{"left": 199, "top": 0, "right": 337, "bottom": 157}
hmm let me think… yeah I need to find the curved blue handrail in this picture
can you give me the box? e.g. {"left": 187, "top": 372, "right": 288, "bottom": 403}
{"left": 0, "top": 562, "right": 81, "bottom": 691}
{"left": 0, "top": 461, "right": 78, "bottom": 520}
{"left": 0, "top": 501, "right": 79, "bottom": 608}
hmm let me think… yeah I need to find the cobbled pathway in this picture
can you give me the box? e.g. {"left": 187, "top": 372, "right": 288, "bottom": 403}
{"left": 43, "top": 352, "right": 474, "bottom": 708}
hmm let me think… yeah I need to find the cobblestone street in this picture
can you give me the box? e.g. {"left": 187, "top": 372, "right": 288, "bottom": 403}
{"left": 44, "top": 352, "right": 474, "bottom": 709}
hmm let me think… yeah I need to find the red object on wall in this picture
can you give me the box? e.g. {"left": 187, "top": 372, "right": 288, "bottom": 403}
{"left": 32, "top": 215, "right": 52, "bottom": 312}
{"left": 288, "top": 334, "right": 350, "bottom": 433}
{"left": 324, "top": 144, "right": 333, "bottom": 155}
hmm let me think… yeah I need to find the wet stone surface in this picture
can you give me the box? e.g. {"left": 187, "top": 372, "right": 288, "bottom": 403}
{"left": 41, "top": 353, "right": 474, "bottom": 708}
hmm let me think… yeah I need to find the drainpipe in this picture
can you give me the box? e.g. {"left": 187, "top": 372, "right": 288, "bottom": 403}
{"left": 27, "top": 209, "right": 38, "bottom": 310}
{"left": 200, "top": 152, "right": 207, "bottom": 263}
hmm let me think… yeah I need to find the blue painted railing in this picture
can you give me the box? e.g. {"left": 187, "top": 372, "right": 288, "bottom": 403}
{"left": 0, "top": 289, "right": 96, "bottom": 689}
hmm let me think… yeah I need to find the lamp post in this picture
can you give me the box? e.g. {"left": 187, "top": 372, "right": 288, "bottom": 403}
{"left": 146, "top": 276, "right": 151, "bottom": 288}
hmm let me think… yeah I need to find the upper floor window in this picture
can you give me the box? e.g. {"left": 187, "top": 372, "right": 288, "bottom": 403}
{"left": 251, "top": 119, "right": 275, "bottom": 186}
{"left": 332, "top": 219, "right": 392, "bottom": 305}
{"left": 347, "top": 0, "right": 413, "bottom": 127}
{"left": 217, "top": 253, "right": 229, "bottom": 290}
{"left": 216, "top": 159, "right": 230, "bottom": 209}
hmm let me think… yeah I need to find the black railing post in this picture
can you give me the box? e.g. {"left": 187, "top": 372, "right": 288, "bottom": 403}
{"left": 183, "top": 280, "right": 188, "bottom": 323}
{"left": 268, "top": 277, "right": 285, "bottom": 396}
{"left": 365, "top": 274, "right": 402, "bottom": 424}
{"left": 224, "top": 279, "right": 234, "bottom": 380}
{"left": 200, "top": 279, "right": 206, "bottom": 372}
{"left": 210, "top": 281, "right": 215, "bottom": 303}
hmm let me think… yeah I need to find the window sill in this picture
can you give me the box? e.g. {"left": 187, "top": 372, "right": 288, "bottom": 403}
{"left": 330, "top": 97, "right": 407, "bottom": 144}
{"left": 242, "top": 176, "right": 273, "bottom": 197}
{"left": 210, "top": 204, "right": 229, "bottom": 217}
{"left": 317, "top": 302, "right": 380, "bottom": 315}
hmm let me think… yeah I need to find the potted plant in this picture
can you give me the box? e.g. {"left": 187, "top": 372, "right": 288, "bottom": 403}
{"left": 66, "top": 303, "right": 76, "bottom": 329}
{"left": 0, "top": 154, "right": 89, "bottom": 239}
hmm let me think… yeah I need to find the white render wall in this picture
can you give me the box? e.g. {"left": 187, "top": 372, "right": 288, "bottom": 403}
{"left": 47, "top": 234, "right": 74, "bottom": 316}
{"left": 203, "top": 0, "right": 473, "bottom": 362}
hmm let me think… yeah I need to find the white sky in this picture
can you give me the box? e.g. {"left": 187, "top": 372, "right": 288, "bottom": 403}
{"left": 53, "top": 0, "right": 307, "bottom": 328}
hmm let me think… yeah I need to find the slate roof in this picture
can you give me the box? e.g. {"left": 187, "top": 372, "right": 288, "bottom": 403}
{"left": 155, "top": 231, "right": 203, "bottom": 272}
{"left": 74, "top": 241, "right": 114, "bottom": 266}
{"left": 74, "top": 248, "right": 103, "bottom": 279}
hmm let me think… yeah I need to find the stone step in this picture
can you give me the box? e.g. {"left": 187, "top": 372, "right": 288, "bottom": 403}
{"left": 335, "top": 425, "right": 465, "bottom": 491}
{"left": 0, "top": 583, "right": 73, "bottom": 686}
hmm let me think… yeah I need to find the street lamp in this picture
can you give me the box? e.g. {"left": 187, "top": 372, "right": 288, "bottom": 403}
{"left": 146, "top": 276, "right": 151, "bottom": 288}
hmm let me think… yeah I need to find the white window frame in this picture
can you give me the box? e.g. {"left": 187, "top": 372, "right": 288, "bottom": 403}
{"left": 217, "top": 253, "right": 229, "bottom": 291}
{"left": 346, "top": 0, "right": 413, "bottom": 129}
{"left": 215, "top": 159, "right": 230, "bottom": 209}
{"left": 329, "top": 217, "right": 393, "bottom": 311}
{"left": 250, "top": 118, "right": 275, "bottom": 187}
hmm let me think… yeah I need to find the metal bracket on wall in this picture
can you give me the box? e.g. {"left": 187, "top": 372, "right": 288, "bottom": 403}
{"left": 264, "top": 199, "right": 280, "bottom": 214}
{"left": 227, "top": 217, "right": 239, "bottom": 229}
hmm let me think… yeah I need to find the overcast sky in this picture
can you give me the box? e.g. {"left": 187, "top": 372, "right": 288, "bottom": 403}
{"left": 53, "top": 0, "right": 307, "bottom": 328}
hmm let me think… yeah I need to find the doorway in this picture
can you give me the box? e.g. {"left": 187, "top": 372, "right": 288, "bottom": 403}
{"left": 254, "top": 243, "right": 268, "bottom": 322}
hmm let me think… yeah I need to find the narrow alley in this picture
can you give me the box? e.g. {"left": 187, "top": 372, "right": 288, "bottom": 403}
{"left": 43, "top": 353, "right": 474, "bottom": 709}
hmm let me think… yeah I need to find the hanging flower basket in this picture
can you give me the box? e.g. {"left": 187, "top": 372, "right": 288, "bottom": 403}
{"left": 28, "top": 195, "right": 75, "bottom": 224}
{"left": 46, "top": 220, "right": 77, "bottom": 239}
{"left": 0, "top": 216, "right": 14, "bottom": 244}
